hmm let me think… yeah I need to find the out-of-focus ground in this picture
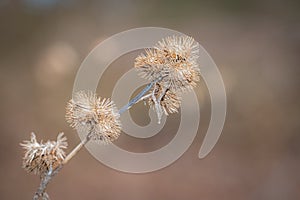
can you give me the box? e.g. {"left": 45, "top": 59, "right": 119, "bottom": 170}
{"left": 0, "top": 0, "right": 300, "bottom": 199}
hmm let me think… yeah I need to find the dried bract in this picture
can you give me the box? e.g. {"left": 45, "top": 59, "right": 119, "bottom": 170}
{"left": 20, "top": 132, "right": 67, "bottom": 176}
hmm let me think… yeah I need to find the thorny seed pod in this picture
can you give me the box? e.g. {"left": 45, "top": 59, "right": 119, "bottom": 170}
{"left": 20, "top": 132, "right": 67, "bottom": 176}
{"left": 65, "top": 91, "right": 121, "bottom": 144}
{"left": 135, "top": 35, "right": 200, "bottom": 92}
{"left": 148, "top": 83, "right": 181, "bottom": 115}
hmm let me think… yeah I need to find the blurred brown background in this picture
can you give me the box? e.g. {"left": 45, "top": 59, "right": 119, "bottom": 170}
{"left": 1, "top": 0, "right": 300, "bottom": 199}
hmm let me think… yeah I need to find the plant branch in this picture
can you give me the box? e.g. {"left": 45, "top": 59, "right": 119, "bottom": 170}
{"left": 118, "top": 76, "right": 166, "bottom": 114}
{"left": 118, "top": 81, "right": 155, "bottom": 114}
{"left": 32, "top": 78, "right": 163, "bottom": 199}
{"left": 62, "top": 134, "right": 91, "bottom": 165}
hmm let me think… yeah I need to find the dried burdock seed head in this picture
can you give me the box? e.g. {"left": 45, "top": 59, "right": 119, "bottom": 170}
{"left": 148, "top": 83, "right": 181, "bottom": 115}
{"left": 135, "top": 35, "right": 200, "bottom": 92}
{"left": 65, "top": 91, "right": 121, "bottom": 144}
{"left": 135, "top": 49, "right": 164, "bottom": 81}
{"left": 20, "top": 132, "right": 67, "bottom": 176}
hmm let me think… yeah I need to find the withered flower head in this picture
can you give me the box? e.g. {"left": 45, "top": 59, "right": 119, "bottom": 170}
{"left": 135, "top": 35, "right": 200, "bottom": 92}
{"left": 20, "top": 132, "right": 67, "bottom": 176}
{"left": 65, "top": 91, "right": 121, "bottom": 144}
{"left": 148, "top": 83, "right": 181, "bottom": 115}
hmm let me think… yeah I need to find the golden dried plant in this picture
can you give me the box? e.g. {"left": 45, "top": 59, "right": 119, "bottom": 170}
{"left": 21, "top": 35, "right": 202, "bottom": 199}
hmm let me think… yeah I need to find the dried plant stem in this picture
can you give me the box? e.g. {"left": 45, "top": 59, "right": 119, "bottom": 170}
{"left": 26, "top": 35, "right": 202, "bottom": 199}
{"left": 140, "top": 93, "right": 152, "bottom": 102}
{"left": 118, "top": 76, "right": 165, "bottom": 114}
{"left": 33, "top": 79, "right": 164, "bottom": 199}
{"left": 151, "top": 84, "right": 163, "bottom": 124}
{"left": 33, "top": 165, "right": 62, "bottom": 200}
{"left": 62, "top": 134, "right": 90, "bottom": 165}
{"left": 118, "top": 81, "right": 155, "bottom": 114}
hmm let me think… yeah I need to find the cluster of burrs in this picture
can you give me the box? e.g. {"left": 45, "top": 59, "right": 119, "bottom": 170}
{"left": 135, "top": 35, "right": 200, "bottom": 123}
{"left": 21, "top": 92, "right": 121, "bottom": 176}
{"left": 20, "top": 35, "right": 200, "bottom": 199}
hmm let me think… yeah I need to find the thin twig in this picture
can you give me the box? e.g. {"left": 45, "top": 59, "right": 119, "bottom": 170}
{"left": 33, "top": 165, "right": 62, "bottom": 200}
{"left": 63, "top": 134, "right": 90, "bottom": 165}
{"left": 118, "top": 76, "right": 166, "bottom": 114}
{"left": 139, "top": 93, "right": 152, "bottom": 102}
{"left": 151, "top": 83, "right": 163, "bottom": 124}
{"left": 118, "top": 81, "right": 155, "bottom": 114}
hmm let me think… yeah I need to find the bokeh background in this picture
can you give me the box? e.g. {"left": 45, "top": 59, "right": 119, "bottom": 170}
{"left": 1, "top": 0, "right": 300, "bottom": 199}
